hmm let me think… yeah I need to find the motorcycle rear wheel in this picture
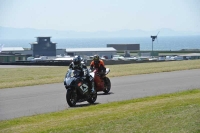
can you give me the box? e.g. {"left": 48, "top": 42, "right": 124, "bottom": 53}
{"left": 66, "top": 89, "right": 77, "bottom": 107}
{"left": 103, "top": 77, "right": 111, "bottom": 93}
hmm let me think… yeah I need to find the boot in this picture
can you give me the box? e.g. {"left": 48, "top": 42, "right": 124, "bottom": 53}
{"left": 90, "top": 81, "right": 96, "bottom": 94}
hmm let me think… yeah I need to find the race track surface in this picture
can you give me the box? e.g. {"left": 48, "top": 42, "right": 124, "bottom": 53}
{"left": 0, "top": 69, "right": 200, "bottom": 120}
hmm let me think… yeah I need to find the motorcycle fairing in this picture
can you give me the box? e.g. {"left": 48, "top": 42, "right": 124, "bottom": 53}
{"left": 77, "top": 80, "right": 89, "bottom": 95}
{"left": 105, "top": 68, "right": 110, "bottom": 75}
{"left": 64, "top": 77, "right": 75, "bottom": 87}
{"left": 64, "top": 69, "right": 82, "bottom": 88}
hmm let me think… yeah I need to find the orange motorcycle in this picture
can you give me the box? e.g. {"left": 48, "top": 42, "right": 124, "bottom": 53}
{"left": 90, "top": 68, "right": 111, "bottom": 93}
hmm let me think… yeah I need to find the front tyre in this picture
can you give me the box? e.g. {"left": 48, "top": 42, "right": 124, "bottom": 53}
{"left": 66, "top": 89, "right": 77, "bottom": 107}
{"left": 103, "top": 77, "right": 111, "bottom": 93}
{"left": 87, "top": 92, "right": 97, "bottom": 104}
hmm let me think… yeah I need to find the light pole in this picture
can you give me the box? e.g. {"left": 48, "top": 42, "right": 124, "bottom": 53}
{"left": 151, "top": 35, "right": 157, "bottom": 52}
{"left": 150, "top": 31, "right": 160, "bottom": 54}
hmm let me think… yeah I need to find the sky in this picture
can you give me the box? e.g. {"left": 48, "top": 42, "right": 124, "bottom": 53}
{"left": 0, "top": 0, "right": 200, "bottom": 32}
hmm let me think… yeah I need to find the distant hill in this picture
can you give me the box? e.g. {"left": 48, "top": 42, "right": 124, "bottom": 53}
{"left": 0, "top": 26, "right": 200, "bottom": 39}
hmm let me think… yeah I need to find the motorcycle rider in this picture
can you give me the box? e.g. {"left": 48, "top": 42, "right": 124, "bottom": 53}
{"left": 90, "top": 54, "right": 107, "bottom": 83}
{"left": 69, "top": 55, "right": 96, "bottom": 94}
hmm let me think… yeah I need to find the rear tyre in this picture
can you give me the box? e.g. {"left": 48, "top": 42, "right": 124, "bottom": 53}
{"left": 103, "top": 77, "right": 111, "bottom": 93}
{"left": 66, "top": 89, "right": 77, "bottom": 107}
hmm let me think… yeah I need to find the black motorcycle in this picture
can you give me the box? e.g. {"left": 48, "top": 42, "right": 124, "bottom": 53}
{"left": 64, "top": 69, "right": 97, "bottom": 107}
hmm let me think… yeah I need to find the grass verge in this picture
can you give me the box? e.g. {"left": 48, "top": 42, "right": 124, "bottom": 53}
{"left": 0, "top": 89, "right": 199, "bottom": 133}
{"left": 0, "top": 60, "right": 200, "bottom": 89}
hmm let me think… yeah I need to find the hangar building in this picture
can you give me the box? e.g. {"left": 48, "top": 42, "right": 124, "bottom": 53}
{"left": 0, "top": 47, "right": 28, "bottom": 62}
{"left": 107, "top": 44, "right": 140, "bottom": 57}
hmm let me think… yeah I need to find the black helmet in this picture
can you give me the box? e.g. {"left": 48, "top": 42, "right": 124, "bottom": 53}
{"left": 73, "top": 55, "right": 82, "bottom": 66}
{"left": 93, "top": 55, "right": 99, "bottom": 63}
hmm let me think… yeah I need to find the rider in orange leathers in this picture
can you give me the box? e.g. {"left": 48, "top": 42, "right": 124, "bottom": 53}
{"left": 90, "top": 55, "right": 107, "bottom": 82}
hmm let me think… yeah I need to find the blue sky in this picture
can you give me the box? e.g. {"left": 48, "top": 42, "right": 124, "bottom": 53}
{"left": 0, "top": 0, "right": 200, "bottom": 32}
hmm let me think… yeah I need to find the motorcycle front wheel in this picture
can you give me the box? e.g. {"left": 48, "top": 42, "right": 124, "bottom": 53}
{"left": 66, "top": 89, "right": 77, "bottom": 107}
{"left": 103, "top": 77, "right": 111, "bottom": 93}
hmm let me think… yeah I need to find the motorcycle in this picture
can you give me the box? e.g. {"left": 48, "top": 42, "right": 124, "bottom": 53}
{"left": 90, "top": 68, "right": 111, "bottom": 93}
{"left": 64, "top": 69, "right": 97, "bottom": 107}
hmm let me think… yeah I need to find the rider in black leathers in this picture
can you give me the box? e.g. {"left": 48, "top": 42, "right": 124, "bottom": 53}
{"left": 68, "top": 55, "right": 95, "bottom": 94}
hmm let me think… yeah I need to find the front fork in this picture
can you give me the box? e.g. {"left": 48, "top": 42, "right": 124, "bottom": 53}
{"left": 103, "top": 77, "right": 107, "bottom": 87}
{"left": 72, "top": 88, "right": 77, "bottom": 100}
{"left": 67, "top": 86, "right": 77, "bottom": 98}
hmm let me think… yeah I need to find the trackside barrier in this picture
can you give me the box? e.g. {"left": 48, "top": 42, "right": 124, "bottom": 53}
{"left": 0, "top": 60, "right": 72, "bottom": 66}
{"left": 0, "top": 60, "right": 166, "bottom": 66}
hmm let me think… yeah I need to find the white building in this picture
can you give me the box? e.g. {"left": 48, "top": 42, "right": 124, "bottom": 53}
{"left": 0, "top": 47, "right": 24, "bottom": 53}
{"left": 65, "top": 47, "right": 117, "bottom": 59}
{"left": 0, "top": 47, "right": 117, "bottom": 60}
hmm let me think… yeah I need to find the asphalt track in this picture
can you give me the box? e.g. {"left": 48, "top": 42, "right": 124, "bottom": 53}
{"left": 0, "top": 69, "right": 200, "bottom": 121}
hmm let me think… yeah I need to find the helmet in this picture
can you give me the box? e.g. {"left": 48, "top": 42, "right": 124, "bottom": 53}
{"left": 93, "top": 55, "right": 100, "bottom": 63}
{"left": 73, "top": 55, "right": 82, "bottom": 66}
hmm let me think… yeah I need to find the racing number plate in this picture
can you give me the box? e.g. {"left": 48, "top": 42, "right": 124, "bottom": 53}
{"left": 79, "top": 83, "right": 88, "bottom": 93}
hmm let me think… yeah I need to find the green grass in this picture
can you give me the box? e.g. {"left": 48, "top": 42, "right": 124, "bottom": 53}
{"left": 0, "top": 60, "right": 200, "bottom": 132}
{"left": 0, "top": 89, "right": 199, "bottom": 133}
{"left": 0, "top": 60, "right": 200, "bottom": 89}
